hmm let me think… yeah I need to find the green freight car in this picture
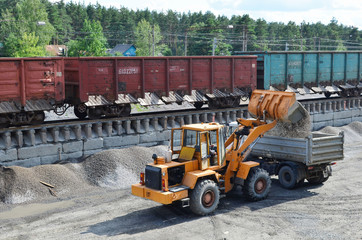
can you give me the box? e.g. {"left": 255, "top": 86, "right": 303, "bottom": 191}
{"left": 240, "top": 51, "right": 362, "bottom": 98}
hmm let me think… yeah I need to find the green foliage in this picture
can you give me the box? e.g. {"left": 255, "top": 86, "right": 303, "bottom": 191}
{"left": 0, "top": 0, "right": 54, "bottom": 56}
{"left": 12, "top": 32, "right": 47, "bottom": 57}
{"left": 67, "top": 19, "right": 108, "bottom": 56}
{"left": 135, "top": 19, "right": 166, "bottom": 56}
{"left": 0, "top": 1, "right": 361, "bottom": 57}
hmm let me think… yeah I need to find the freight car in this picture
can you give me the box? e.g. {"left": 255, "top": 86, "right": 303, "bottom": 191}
{"left": 0, "top": 58, "right": 64, "bottom": 127}
{"left": 239, "top": 51, "right": 362, "bottom": 98}
{"left": 64, "top": 56, "right": 257, "bottom": 119}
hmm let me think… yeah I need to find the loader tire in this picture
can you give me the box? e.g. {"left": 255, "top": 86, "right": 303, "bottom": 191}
{"left": 278, "top": 165, "right": 298, "bottom": 189}
{"left": 190, "top": 179, "right": 220, "bottom": 216}
{"left": 243, "top": 168, "right": 271, "bottom": 201}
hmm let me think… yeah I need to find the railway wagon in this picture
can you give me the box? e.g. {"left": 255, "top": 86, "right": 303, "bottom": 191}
{"left": 64, "top": 56, "right": 257, "bottom": 119}
{"left": 0, "top": 58, "right": 64, "bottom": 127}
{"left": 240, "top": 51, "right": 362, "bottom": 97}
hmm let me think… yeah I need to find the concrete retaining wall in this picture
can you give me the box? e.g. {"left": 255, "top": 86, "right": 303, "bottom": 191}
{"left": 0, "top": 97, "right": 361, "bottom": 167}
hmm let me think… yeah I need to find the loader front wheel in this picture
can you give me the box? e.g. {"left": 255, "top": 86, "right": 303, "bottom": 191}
{"left": 243, "top": 168, "right": 271, "bottom": 201}
{"left": 190, "top": 179, "right": 220, "bottom": 215}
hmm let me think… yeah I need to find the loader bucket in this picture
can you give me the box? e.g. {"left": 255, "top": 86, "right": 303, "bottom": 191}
{"left": 248, "top": 90, "right": 306, "bottom": 123}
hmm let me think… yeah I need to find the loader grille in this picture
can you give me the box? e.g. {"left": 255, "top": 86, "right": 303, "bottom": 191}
{"left": 145, "top": 165, "right": 162, "bottom": 190}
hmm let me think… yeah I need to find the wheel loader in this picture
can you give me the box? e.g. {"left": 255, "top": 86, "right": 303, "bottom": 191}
{"left": 132, "top": 90, "right": 307, "bottom": 215}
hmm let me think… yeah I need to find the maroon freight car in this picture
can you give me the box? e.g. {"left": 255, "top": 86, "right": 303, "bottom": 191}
{"left": 0, "top": 58, "right": 64, "bottom": 126}
{"left": 64, "top": 56, "right": 257, "bottom": 119}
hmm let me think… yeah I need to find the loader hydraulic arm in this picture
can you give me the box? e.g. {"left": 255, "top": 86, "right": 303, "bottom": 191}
{"left": 222, "top": 90, "right": 307, "bottom": 192}
{"left": 225, "top": 118, "right": 277, "bottom": 171}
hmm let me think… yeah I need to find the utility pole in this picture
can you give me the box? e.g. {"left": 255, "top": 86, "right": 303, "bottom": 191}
{"left": 184, "top": 31, "right": 188, "bottom": 56}
{"left": 313, "top": 37, "right": 316, "bottom": 50}
{"left": 212, "top": 37, "right": 217, "bottom": 56}
{"left": 285, "top": 42, "right": 289, "bottom": 51}
{"left": 242, "top": 25, "right": 248, "bottom": 52}
{"left": 152, "top": 25, "right": 155, "bottom": 56}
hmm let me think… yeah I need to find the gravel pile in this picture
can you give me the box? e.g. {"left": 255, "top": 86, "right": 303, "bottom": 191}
{"left": 83, "top": 145, "right": 168, "bottom": 189}
{"left": 0, "top": 145, "right": 168, "bottom": 204}
{"left": 317, "top": 121, "right": 362, "bottom": 144}
{"left": 0, "top": 164, "right": 94, "bottom": 204}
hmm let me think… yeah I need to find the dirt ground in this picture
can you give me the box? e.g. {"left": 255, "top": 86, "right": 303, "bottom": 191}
{"left": 0, "top": 127, "right": 361, "bottom": 239}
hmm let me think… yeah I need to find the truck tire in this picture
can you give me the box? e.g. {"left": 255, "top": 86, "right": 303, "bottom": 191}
{"left": 243, "top": 168, "right": 271, "bottom": 201}
{"left": 307, "top": 172, "right": 327, "bottom": 184}
{"left": 190, "top": 179, "right": 220, "bottom": 215}
{"left": 278, "top": 165, "right": 298, "bottom": 189}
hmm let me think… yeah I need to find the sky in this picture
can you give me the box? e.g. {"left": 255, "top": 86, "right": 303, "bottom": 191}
{"left": 50, "top": 0, "right": 362, "bottom": 29}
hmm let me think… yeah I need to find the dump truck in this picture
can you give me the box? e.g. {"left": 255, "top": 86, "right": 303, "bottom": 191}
{"left": 249, "top": 132, "right": 344, "bottom": 189}
{"left": 132, "top": 90, "right": 307, "bottom": 215}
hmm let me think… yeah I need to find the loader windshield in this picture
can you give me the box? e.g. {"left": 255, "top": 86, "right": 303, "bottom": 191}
{"left": 183, "top": 130, "right": 199, "bottom": 147}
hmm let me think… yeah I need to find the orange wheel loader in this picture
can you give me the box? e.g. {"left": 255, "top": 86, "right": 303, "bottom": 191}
{"left": 132, "top": 90, "right": 306, "bottom": 215}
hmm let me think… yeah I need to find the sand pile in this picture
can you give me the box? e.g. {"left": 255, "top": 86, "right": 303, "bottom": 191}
{"left": 266, "top": 103, "right": 311, "bottom": 138}
{"left": 0, "top": 145, "right": 168, "bottom": 204}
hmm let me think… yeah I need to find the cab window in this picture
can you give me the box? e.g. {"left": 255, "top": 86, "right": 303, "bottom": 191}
{"left": 183, "top": 129, "right": 198, "bottom": 147}
{"left": 171, "top": 128, "right": 182, "bottom": 151}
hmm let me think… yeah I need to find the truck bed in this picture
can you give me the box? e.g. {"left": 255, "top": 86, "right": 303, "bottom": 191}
{"left": 251, "top": 132, "right": 344, "bottom": 166}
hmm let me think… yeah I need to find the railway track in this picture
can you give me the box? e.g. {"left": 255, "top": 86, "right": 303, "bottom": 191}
{"left": 0, "top": 95, "right": 360, "bottom": 167}
{"left": 0, "top": 94, "right": 347, "bottom": 134}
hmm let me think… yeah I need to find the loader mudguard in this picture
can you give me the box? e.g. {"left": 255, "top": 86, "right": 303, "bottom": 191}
{"left": 236, "top": 161, "right": 260, "bottom": 180}
{"left": 182, "top": 170, "right": 219, "bottom": 189}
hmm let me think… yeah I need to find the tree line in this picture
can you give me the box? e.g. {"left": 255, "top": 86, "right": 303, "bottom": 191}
{"left": 0, "top": 0, "right": 361, "bottom": 57}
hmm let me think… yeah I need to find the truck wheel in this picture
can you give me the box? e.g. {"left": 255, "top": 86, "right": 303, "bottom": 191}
{"left": 278, "top": 165, "right": 297, "bottom": 189}
{"left": 190, "top": 179, "right": 220, "bottom": 215}
{"left": 307, "top": 172, "right": 326, "bottom": 184}
{"left": 243, "top": 168, "right": 271, "bottom": 201}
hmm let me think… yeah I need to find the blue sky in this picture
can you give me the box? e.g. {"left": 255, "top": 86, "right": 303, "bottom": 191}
{"left": 50, "top": 0, "right": 362, "bottom": 29}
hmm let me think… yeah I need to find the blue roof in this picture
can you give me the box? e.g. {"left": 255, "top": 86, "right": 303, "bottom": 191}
{"left": 109, "top": 44, "right": 136, "bottom": 56}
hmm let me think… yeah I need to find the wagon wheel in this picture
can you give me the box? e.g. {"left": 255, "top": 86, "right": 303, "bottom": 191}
{"left": 74, "top": 104, "right": 87, "bottom": 119}
{"left": 31, "top": 111, "right": 45, "bottom": 125}
{"left": 119, "top": 104, "right": 131, "bottom": 117}
{"left": 88, "top": 108, "right": 102, "bottom": 120}
{"left": 208, "top": 99, "right": 219, "bottom": 109}
{"left": 232, "top": 97, "right": 241, "bottom": 107}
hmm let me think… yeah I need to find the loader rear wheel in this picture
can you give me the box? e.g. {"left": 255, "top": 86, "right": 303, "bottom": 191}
{"left": 243, "top": 168, "right": 271, "bottom": 201}
{"left": 278, "top": 165, "right": 298, "bottom": 189}
{"left": 190, "top": 179, "right": 220, "bottom": 215}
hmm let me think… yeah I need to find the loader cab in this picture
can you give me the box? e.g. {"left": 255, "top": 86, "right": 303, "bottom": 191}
{"left": 171, "top": 123, "right": 226, "bottom": 169}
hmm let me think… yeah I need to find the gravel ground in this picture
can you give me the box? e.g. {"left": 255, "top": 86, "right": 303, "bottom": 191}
{"left": 0, "top": 122, "right": 361, "bottom": 239}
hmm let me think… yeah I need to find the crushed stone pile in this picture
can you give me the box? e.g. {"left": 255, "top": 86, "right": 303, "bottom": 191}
{"left": 316, "top": 121, "right": 362, "bottom": 144}
{"left": 0, "top": 145, "right": 168, "bottom": 204}
{"left": 83, "top": 145, "right": 168, "bottom": 189}
{"left": 266, "top": 103, "right": 311, "bottom": 138}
